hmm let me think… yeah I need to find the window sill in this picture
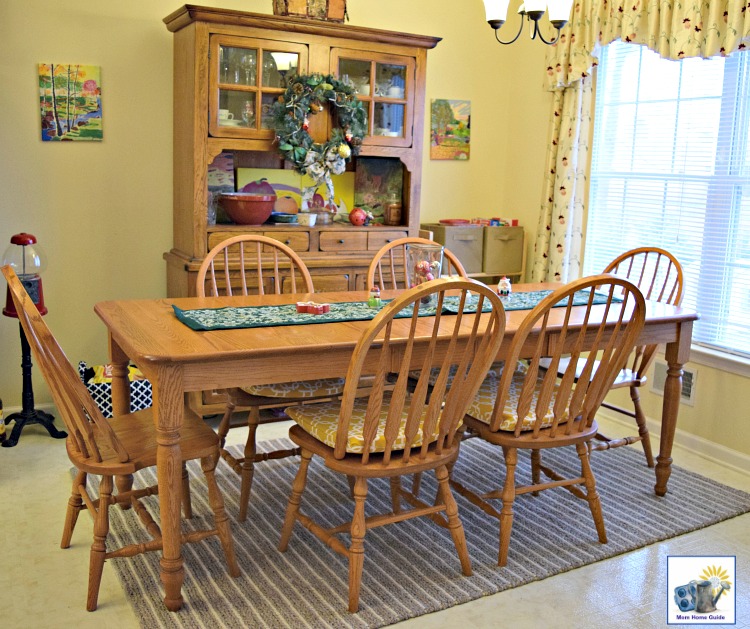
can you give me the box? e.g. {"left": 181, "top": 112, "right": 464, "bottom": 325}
{"left": 683, "top": 345, "right": 750, "bottom": 379}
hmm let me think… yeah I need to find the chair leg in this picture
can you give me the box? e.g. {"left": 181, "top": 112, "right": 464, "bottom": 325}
{"left": 389, "top": 476, "right": 402, "bottom": 514}
{"left": 87, "top": 475, "right": 113, "bottom": 612}
{"left": 576, "top": 442, "right": 608, "bottom": 544}
{"left": 435, "top": 465, "right": 472, "bottom": 576}
{"left": 348, "top": 477, "right": 368, "bottom": 613}
{"left": 411, "top": 472, "right": 423, "bottom": 498}
{"left": 498, "top": 446, "right": 517, "bottom": 567}
{"left": 181, "top": 462, "right": 193, "bottom": 519}
{"left": 61, "top": 470, "right": 86, "bottom": 549}
{"left": 238, "top": 406, "right": 261, "bottom": 522}
{"left": 201, "top": 453, "right": 240, "bottom": 577}
{"left": 530, "top": 449, "right": 541, "bottom": 496}
{"left": 279, "top": 448, "right": 313, "bottom": 552}
{"left": 631, "top": 386, "right": 655, "bottom": 468}
{"left": 217, "top": 394, "right": 236, "bottom": 450}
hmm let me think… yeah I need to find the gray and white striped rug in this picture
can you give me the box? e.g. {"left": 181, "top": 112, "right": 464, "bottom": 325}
{"left": 105, "top": 439, "right": 750, "bottom": 628}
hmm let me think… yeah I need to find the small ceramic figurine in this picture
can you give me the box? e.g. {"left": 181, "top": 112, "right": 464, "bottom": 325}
{"left": 497, "top": 276, "right": 512, "bottom": 297}
{"left": 368, "top": 286, "right": 382, "bottom": 308}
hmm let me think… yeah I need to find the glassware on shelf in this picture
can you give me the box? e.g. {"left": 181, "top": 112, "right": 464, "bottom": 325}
{"left": 242, "top": 100, "right": 255, "bottom": 127}
{"left": 261, "top": 53, "right": 281, "bottom": 88}
{"left": 219, "top": 47, "right": 231, "bottom": 83}
{"left": 240, "top": 53, "right": 257, "bottom": 85}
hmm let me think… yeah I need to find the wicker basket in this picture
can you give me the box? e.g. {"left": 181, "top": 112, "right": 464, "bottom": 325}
{"left": 272, "top": 0, "right": 347, "bottom": 22}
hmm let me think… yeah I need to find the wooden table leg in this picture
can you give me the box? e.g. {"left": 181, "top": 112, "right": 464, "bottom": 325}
{"left": 153, "top": 364, "right": 186, "bottom": 612}
{"left": 655, "top": 320, "right": 693, "bottom": 496}
{"left": 110, "top": 336, "right": 134, "bottom": 498}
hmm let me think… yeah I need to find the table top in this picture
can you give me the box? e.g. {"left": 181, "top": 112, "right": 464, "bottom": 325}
{"left": 94, "top": 284, "right": 698, "bottom": 389}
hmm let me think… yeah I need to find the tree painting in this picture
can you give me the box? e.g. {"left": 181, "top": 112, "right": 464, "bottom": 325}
{"left": 430, "top": 99, "right": 470, "bottom": 160}
{"left": 39, "top": 64, "right": 102, "bottom": 142}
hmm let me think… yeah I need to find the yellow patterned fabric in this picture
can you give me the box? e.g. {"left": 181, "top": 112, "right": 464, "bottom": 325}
{"left": 286, "top": 393, "right": 436, "bottom": 454}
{"left": 241, "top": 377, "right": 345, "bottom": 399}
{"left": 467, "top": 367, "right": 564, "bottom": 432}
{"left": 409, "top": 361, "right": 509, "bottom": 387}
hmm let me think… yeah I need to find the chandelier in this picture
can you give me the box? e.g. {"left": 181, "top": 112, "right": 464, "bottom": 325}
{"left": 482, "top": 0, "right": 574, "bottom": 45}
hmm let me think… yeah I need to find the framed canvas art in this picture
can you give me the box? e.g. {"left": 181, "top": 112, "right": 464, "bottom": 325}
{"left": 39, "top": 64, "right": 102, "bottom": 141}
{"left": 430, "top": 99, "right": 470, "bottom": 160}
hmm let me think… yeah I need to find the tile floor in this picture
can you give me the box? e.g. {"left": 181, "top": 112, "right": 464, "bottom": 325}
{"left": 2, "top": 414, "right": 748, "bottom": 628}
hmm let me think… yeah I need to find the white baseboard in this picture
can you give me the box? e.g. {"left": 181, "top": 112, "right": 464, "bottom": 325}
{"left": 597, "top": 408, "right": 750, "bottom": 476}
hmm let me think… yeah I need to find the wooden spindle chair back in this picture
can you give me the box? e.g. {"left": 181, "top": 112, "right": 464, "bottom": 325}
{"left": 197, "top": 234, "right": 314, "bottom": 297}
{"left": 2, "top": 267, "right": 127, "bottom": 466}
{"left": 603, "top": 247, "right": 684, "bottom": 379}
{"left": 334, "top": 277, "right": 505, "bottom": 463}
{"left": 195, "top": 235, "right": 332, "bottom": 523}
{"left": 488, "top": 275, "right": 646, "bottom": 440}
{"left": 1, "top": 265, "right": 239, "bottom": 611}
{"left": 366, "top": 237, "right": 468, "bottom": 291}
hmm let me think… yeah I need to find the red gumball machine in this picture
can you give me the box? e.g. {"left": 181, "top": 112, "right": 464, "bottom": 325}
{"left": 2, "top": 233, "right": 67, "bottom": 447}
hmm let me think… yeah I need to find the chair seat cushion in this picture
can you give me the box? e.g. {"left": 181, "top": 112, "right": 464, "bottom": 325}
{"left": 241, "top": 377, "right": 345, "bottom": 399}
{"left": 409, "top": 360, "right": 509, "bottom": 387}
{"left": 467, "top": 366, "right": 565, "bottom": 432}
{"left": 286, "top": 393, "right": 436, "bottom": 454}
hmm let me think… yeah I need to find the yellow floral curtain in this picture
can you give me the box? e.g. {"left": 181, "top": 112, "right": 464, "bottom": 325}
{"left": 532, "top": 0, "right": 750, "bottom": 282}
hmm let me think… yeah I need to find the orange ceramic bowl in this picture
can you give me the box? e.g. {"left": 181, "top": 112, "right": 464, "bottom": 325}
{"left": 219, "top": 193, "right": 276, "bottom": 225}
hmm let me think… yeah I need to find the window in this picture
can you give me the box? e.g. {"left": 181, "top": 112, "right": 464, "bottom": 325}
{"left": 585, "top": 41, "right": 750, "bottom": 358}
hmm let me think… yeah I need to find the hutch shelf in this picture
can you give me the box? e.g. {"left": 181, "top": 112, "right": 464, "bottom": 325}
{"left": 163, "top": 5, "right": 440, "bottom": 297}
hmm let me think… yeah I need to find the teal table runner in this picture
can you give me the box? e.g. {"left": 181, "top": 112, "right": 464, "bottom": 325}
{"left": 173, "top": 289, "right": 615, "bottom": 332}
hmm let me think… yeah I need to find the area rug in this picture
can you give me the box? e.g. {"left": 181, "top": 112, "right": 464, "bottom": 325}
{"left": 104, "top": 439, "right": 750, "bottom": 628}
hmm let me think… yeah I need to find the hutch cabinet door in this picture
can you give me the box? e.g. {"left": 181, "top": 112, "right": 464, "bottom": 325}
{"left": 208, "top": 34, "right": 308, "bottom": 139}
{"left": 331, "top": 49, "right": 415, "bottom": 148}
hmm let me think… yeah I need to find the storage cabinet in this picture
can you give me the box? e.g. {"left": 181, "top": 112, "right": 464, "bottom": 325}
{"left": 422, "top": 223, "right": 526, "bottom": 283}
{"left": 163, "top": 5, "right": 440, "bottom": 302}
{"left": 421, "top": 223, "right": 484, "bottom": 274}
{"left": 482, "top": 226, "right": 525, "bottom": 277}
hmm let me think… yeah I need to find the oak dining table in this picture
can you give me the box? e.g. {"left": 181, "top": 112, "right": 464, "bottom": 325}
{"left": 94, "top": 283, "right": 698, "bottom": 611}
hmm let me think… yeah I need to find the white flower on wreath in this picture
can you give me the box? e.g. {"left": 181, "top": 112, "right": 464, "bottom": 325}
{"left": 303, "top": 150, "right": 326, "bottom": 182}
{"left": 325, "top": 147, "right": 346, "bottom": 176}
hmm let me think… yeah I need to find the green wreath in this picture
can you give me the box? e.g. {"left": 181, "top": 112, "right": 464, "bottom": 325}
{"left": 271, "top": 73, "right": 367, "bottom": 182}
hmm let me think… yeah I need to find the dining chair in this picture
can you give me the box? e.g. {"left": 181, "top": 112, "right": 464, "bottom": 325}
{"left": 278, "top": 277, "right": 506, "bottom": 612}
{"left": 366, "top": 236, "right": 468, "bottom": 290}
{"left": 196, "top": 234, "right": 346, "bottom": 521}
{"left": 541, "top": 247, "right": 684, "bottom": 467}
{"left": 1, "top": 266, "right": 240, "bottom": 611}
{"left": 451, "top": 275, "right": 646, "bottom": 567}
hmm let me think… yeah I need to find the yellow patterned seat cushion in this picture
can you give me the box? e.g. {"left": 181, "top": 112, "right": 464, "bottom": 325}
{"left": 466, "top": 367, "right": 564, "bottom": 432}
{"left": 286, "top": 393, "right": 437, "bottom": 454}
{"left": 408, "top": 361, "right": 510, "bottom": 387}
{"left": 241, "top": 377, "right": 345, "bottom": 399}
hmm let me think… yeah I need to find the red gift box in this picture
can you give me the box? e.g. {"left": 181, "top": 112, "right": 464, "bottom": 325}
{"left": 296, "top": 301, "right": 330, "bottom": 315}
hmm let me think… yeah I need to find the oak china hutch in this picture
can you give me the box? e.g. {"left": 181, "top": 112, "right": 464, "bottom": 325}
{"left": 163, "top": 5, "right": 440, "bottom": 297}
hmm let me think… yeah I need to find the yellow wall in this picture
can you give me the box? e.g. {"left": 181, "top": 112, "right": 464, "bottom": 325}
{"left": 2, "top": 1, "right": 747, "bottom": 461}
{"left": 0, "top": 0, "right": 548, "bottom": 398}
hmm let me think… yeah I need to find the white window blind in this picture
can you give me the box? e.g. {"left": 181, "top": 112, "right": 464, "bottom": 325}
{"left": 585, "top": 41, "right": 750, "bottom": 359}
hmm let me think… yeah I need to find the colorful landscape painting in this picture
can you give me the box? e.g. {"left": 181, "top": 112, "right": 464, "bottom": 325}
{"left": 39, "top": 64, "right": 102, "bottom": 141}
{"left": 430, "top": 99, "right": 470, "bottom": 160}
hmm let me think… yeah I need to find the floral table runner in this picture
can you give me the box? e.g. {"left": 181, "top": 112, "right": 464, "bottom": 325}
{"left": 173, "top": 289, "right": 616, "bottom": 332}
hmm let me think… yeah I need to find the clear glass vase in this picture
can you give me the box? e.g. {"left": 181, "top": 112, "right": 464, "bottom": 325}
{"left": 406, "top": 243, "right": 443, "bottom": 308}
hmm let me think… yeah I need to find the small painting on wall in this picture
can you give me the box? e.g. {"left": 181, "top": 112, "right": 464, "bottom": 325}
{"left": 39, "top": 64, "right": 102, "bottom": 141}
{"left": 430, "top": 99, "right": 470, "bottom": 160}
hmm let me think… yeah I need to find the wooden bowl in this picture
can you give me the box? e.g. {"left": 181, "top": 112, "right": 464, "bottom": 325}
{"left": 219, "top": 193, "right": 276, "bottom": 225}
